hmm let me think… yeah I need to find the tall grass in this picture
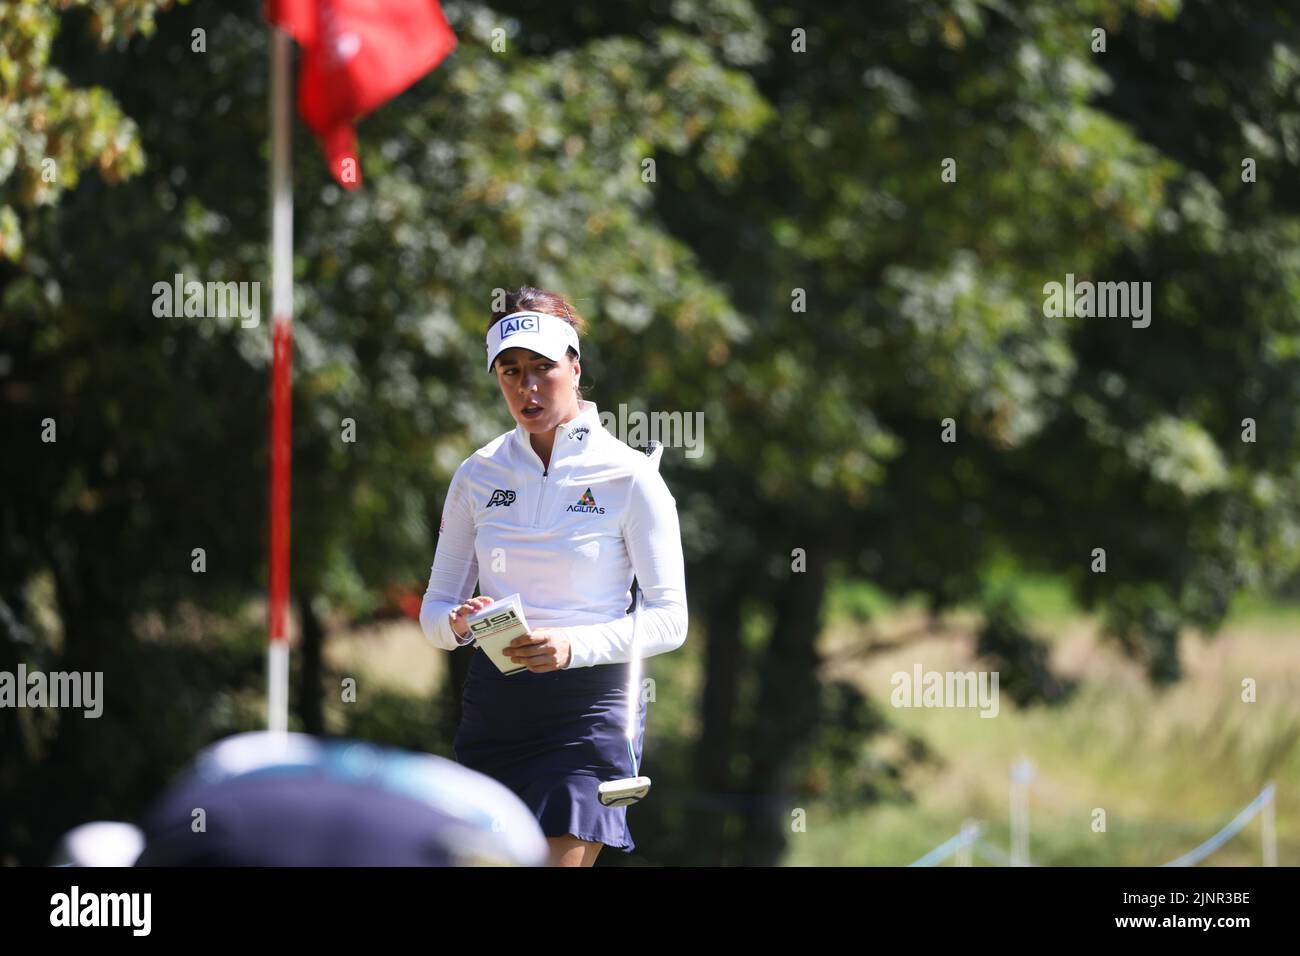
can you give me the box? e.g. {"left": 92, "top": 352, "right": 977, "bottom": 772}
{"left": 791, "top": 574, "right": 1300, "bottom": 866}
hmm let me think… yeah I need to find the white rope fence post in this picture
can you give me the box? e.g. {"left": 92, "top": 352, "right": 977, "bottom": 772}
{"left": 908, "top": 821, "right": 984, "bottom": 867}
{"left": 975, "top": 838, "right": 1014, "bottom": 866}
{"left": 1010, "top": 758, "right": 1034, "bottom": 867}
{"left": 1162, "top": 782, "right": 1277, "bottom": 867}
{"left": 908, "top": 779, "right": 1278, "bottom": 867}
{"left": 956, "top": 819, "right": 979, "bottom": 867}
{"left": 1261, "top": 782, "right": 1277, "bottom": 867}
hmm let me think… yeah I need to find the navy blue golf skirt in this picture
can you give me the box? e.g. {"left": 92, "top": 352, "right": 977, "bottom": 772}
{"left": 453, "top": 649, "right": 648, "bottom": 853}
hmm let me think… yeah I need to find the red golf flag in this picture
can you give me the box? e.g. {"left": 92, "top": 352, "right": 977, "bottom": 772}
{"left": 266, "top": 0, "right": 457, "bottom": 189}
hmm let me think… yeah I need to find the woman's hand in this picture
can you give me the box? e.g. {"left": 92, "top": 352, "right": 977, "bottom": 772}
{"left": 449, "top": 595, "right": 495, "bottom": 640}
{"left": 506, "top": 627, "right": 571, "bottom": 672}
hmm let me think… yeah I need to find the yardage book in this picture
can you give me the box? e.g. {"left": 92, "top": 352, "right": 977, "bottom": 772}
{"left": 464, "top": 594, "right": 532, "bottom": 676}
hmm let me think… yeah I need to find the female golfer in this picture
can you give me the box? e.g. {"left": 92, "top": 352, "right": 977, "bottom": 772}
{"left": 420, "top": 288, "right": 688, "bottom": 867}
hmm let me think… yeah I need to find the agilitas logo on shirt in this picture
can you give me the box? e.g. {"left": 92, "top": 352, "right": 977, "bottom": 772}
{"left": 565, "top": 488, "right": 605, "bottom": 515}
{"left": 487, "top": 489, "right": 517, "bottom": 508}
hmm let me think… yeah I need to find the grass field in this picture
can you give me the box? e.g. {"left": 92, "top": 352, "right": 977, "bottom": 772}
{"left": 797, "top": 577, "right": 1300, "bottom": 865}
{"left": 325, "top": 576, "right": 1300, "bottom": 866}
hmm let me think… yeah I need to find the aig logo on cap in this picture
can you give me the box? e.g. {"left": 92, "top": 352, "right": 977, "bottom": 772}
{"left": 500, "top": 314, "right": 540, "bottom": 339}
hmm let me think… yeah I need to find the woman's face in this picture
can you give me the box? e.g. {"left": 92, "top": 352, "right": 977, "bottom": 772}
{"left": 493, "top": 348, "right": 580, "bottom": 434}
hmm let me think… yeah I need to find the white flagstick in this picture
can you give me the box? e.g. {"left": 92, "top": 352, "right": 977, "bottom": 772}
{"left": 266, "top": 24, "right": 293, "bottom": 734}
{"left": 598, "top": 441, "right": 663, "bottom": 808}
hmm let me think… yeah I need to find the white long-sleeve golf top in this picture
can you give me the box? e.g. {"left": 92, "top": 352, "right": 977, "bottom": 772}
{"left": 420, "top": 400, "right": 688, "bottom": 670}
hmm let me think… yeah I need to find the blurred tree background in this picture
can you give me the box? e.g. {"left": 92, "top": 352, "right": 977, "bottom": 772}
{"left": 3, "top": 0, "right": 1299, "bottom": 865}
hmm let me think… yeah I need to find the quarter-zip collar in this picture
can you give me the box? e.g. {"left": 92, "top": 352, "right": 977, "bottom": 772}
{"left": 512, "top": 399, "right": 602, "bottom": 472}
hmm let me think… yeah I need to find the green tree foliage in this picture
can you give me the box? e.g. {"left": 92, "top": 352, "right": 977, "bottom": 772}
{"left": 0, "top": 0, "right": 181, "bottom": 258}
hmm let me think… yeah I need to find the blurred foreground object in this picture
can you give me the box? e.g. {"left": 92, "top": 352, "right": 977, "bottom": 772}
{"left": 51, "top": 822, "right": 146, "bottom": 867}
{"left": 131, "top": 732, "right": 547, "bottom": 866}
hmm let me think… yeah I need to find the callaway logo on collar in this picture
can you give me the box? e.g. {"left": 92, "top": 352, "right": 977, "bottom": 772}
{"left": 570, "top": 426, "right": 590, "bottom": 442}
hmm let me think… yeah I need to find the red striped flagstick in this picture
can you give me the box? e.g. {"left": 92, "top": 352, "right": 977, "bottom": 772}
{"left": 261, "top": 0, "right": 458, "bottom": 731}
{"left": 267, "top": 24, "right": 293, "bottom": 732}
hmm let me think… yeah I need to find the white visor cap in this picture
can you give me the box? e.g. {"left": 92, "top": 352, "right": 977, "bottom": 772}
{"left": 486, "top": 310, "right": 581, "bottom": 373}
